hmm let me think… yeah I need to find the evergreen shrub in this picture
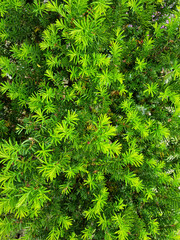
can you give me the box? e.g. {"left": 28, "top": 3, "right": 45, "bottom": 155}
{"left": 0, "top": 0, "right": 180, "bottom": 239}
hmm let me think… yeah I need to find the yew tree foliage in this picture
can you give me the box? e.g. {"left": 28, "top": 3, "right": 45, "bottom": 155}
{"left": 0, "top": 0, "right": 180, "bottom": 239}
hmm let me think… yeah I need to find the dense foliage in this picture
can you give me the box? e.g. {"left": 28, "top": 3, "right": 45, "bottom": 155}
{"left": 0, "top": 0, "right": 180, "bottom": 239}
